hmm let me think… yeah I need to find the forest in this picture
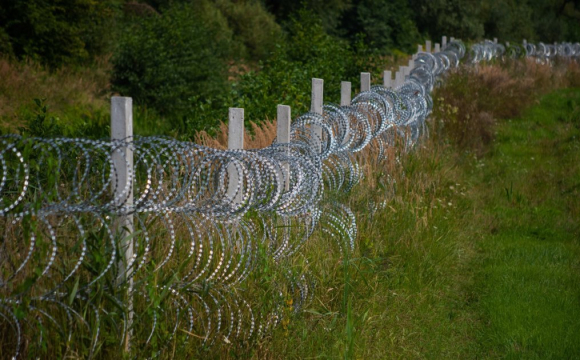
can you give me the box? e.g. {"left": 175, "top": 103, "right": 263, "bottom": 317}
{"left": 1, "top": 0, "right": 579, "bottom": 137}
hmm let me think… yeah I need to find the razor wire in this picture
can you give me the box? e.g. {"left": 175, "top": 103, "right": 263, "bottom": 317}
{"left": 0, "top": 39, "right": 576, "bottom": 358}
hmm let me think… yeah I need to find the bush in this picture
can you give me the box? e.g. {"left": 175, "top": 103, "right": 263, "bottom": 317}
{"left": 184, "top": 9, "right": 383, "bottom": 136}
{"left": 0, "top": 0, "right": 118, "bottom": 68}
{"left": 111, "top": 2, "right": 233, "bottom": 119}
{"left": 213, "top": 0, "right": 282, "bottom": 61}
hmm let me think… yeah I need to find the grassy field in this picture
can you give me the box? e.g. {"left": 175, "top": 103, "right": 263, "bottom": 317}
{"left": 469, "top": 88, "right": 580, "bottom": 359}
{"left": 1, "top": 57, "right": 579, "bottom": 358}
{"left": 255, "top": 80, "right": 580, "bottom": 359}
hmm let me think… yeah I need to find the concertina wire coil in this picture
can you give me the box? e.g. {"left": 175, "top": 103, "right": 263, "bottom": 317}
{"left": 0, "top": 39, "right": 578, "bottom": 358}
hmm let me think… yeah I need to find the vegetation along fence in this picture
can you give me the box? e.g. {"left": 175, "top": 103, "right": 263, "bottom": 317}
{"left": 0, "top": 38, "right": 578, "bottom": 358}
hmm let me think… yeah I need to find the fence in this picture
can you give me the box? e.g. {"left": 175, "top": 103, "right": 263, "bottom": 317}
{"left": 0, "top": 38, "right": 578, "bottom": 358}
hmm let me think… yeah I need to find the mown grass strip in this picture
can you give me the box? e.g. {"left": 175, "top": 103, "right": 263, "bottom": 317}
{"left": 468, "top": 88, "right": 580, "bottom": 359}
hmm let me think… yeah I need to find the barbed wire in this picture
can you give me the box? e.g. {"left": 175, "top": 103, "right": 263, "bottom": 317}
{"left": 0, "top": 39, "right": 577, "bottom": 358}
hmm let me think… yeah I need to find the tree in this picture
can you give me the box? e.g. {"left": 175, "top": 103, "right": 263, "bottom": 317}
{"left": 111, "top": 1, "right": 233, "bottom": 117}
{"left": 341, "top": 0, "right": 422, "bottom": 51}
{"left": 263, "top": 0, "right": 353, "bottom": 34}
{"left": 409, "top": 0, "right": 484, "bottom": 41}
{"left": 0, "top": 0, "right": 118, "bottom": 67}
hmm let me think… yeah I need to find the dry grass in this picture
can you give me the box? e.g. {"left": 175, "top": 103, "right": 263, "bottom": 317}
{"left": 0, "top": 56, "right": 110, "bottom": 132}
{"left": 195, "top": 119, "right": 278, "bottom": 150}
{"left": 433, "top": 59, "right": 580, "bottom": 156}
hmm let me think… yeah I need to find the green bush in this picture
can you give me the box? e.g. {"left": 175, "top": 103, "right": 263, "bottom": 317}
{"left": 0, "top": 0, "right": 118, "bottom": 68}
{"left": 214, "top": 0, "right": 282, "bottom": 61}
{"left": 14, "top": 98, "right": 110, "bottom": 139}
{"left": 184, "top": 9, "right": 383, "bottom": 136}
{"left": 111, "top": 2, "right": 233, "bottom": 120}
{"left": 342, "top": 0, "right": 422, "bottom": 52}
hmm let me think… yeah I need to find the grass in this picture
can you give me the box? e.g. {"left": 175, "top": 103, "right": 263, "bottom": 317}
{"left": 1, "top": 57, "right": 580, "bottom": 358}
{"left": 250, "top": 66, "right": 580, "bottom": 359}
{"left": 468, "top": 88, "right": 580, "bottom": 358}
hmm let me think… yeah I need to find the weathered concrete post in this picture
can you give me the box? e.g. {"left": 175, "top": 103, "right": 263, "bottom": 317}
{"left": 395, "top": 70, "right": 404, "bottom": 88}
{"left": 493, "top": 37, "right": 498, "bottom": 44}
{"left": 228, "top": 108, "right": 244, "bottom": 203}
{"left": 276, "top": 105, "right": 291, "bottom": 191}
{"left": 426, "top": 40, "right": 432, "bottom": 53}
{"left": 341, "top": 81, "right": 351, "bottom": 106}
{"left": 442, "top": 36, "right": 447, "bottom": 49}
{"left": 311, "top": 78, "right": 324, "bottom": 152}
{"left": 383, "top": 70, "right": 392, "bottom": 88}
{"left": 111, "top": 96, "right": 134, "bottom": 351}
{"left": 340, "top": 81, "right": 352, "bottom": 145}
{"left": 406, "top": 59, "right": 415, "bottom": 79}
{"left": 417, "top": 44, "right": 423, "bottom": 53}
{"left": 360, "top": 72, "right": 371, "bottom": 92}
{"left": 435, "top": 43, "right": 441, "bottom": 53}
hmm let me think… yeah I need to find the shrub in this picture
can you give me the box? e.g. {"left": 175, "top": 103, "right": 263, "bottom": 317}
{"left": 0, "top": 0, "right": 118, "bottom": 68}
{"left": 213, "top": 0, "right": 282, "bottom": 61}
{"left": 184, "top": 9, "right": 384, "bottom": 136}
{"left": 111, "top": 2, "right": 233, "bottom": 119}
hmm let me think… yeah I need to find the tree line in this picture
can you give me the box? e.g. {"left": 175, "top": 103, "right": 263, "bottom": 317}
{"left": 1, "top": 0, "right": 579, "bottom": 136}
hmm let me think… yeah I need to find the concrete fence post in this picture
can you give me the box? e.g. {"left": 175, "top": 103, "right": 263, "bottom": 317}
{"left": 360, "top": 72, "right": 371, "bottom": 92}
{"left": 383, "top": 70, "right": 392, "bottom": 88}
{"left": 111, "top": 96, "right": 134, "bottom": 351}
{"left": 276, "top": 105, "right": 291, "bottom": 191}
{"left": 395, "top": 70, "right": 404, "bottom": 88}
{"left": 442, "top": 36, "right": 447, "bottom": 49}
{"left": 341, "top": 81, "right": 351, "bottom": 106}
{"left": 227, "top": 108, "right": 244, "bottom": 203}
{"left": 493, "top": 37, "right": 498, "bottom": 44}
{"left": 426, "top": 40, "right": 432, "bottom": 53}
{"left": 435, "top": 43, "right": 441, "bottom": 53}
{"left": 311, "top": 78, "right": 324, "bottom": 152}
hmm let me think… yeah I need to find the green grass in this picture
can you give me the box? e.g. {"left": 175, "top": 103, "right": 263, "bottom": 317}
{"left": 468, "top": 88, "right": 580, "bottom": 359}
{"left": 2, "top": 61, "right": 579, "bottom": 358}
{"left": 259, "top": 87, "right": 580, "bottom": 359}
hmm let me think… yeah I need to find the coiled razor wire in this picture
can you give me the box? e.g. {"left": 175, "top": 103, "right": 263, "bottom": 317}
{"left": 0, "top": 39, "right": 577, "bottom": 357}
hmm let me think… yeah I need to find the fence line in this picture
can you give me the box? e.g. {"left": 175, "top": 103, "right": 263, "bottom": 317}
{"left": 0, "top": 39, "right": 579, "bottom": 358}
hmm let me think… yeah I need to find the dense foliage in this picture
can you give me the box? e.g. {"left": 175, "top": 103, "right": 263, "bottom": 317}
{"left": 0, "top": 0, "right": 119, "bottom": 68}
{"left": 111, "top": 2, "right": 233, "bottom": 119}
{"left": 184, "top": 10, "right": 381, "bottom": 134}
{"left": 1, "top": 0, "right": 580, "bottom": 138}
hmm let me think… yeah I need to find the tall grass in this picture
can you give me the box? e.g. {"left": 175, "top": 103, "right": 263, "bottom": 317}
{"left": 433, "top": 59, "right": 580, "bottom": 155}
{"left": 0, "top": 57, "right": 111, "bottom": 134}
{"left": 2, "top": 57, "right": 580, "bottom": 358}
